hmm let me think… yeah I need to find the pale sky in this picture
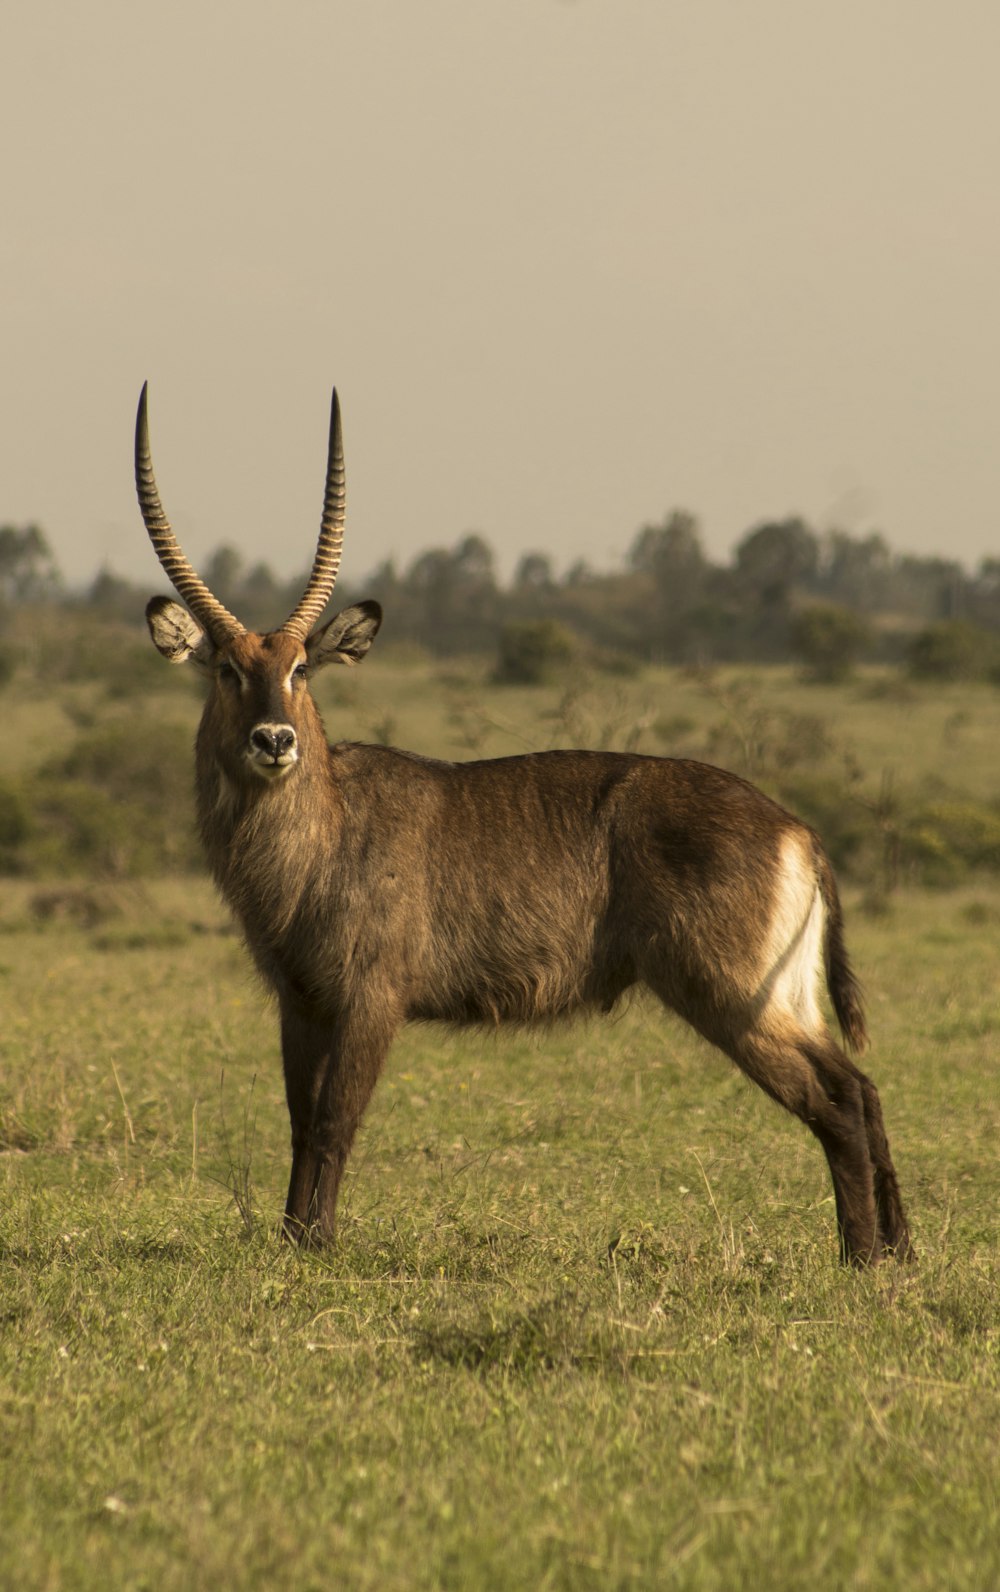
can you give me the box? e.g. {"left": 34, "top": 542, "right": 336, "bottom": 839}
{"left": 4, "top": 1, "right": 999, "bottom": 595}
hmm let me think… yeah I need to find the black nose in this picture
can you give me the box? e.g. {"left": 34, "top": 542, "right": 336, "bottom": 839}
{"left": 250, "top": 725, "right": 297, "bottom": 760}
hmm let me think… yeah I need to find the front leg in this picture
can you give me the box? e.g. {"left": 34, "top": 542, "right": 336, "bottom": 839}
{"left": 279, "top": 999, "right": 396, "bottom": 1247}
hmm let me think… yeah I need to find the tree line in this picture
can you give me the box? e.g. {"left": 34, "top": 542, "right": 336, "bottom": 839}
{"left": 3, "top": 511, "right": 1000, "bottom": 682}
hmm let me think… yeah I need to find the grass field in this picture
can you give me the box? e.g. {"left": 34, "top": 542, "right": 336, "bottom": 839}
{"left": 1, "top": 655, "right": 999, "bottom": 1589}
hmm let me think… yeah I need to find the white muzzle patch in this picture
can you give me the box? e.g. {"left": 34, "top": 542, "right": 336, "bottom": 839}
{"left": 248, "top": 722, "right": 299, "bottom": 779}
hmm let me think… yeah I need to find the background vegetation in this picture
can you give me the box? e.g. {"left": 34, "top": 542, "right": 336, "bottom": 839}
{"left": 6, "top": 506, "right": 1000, "bottom": 676}
{"left": 2, "top": 577, "right": 999, "bottom": 897}
{"left": 0, "top": 520, "right": 998, "bottom": 1588}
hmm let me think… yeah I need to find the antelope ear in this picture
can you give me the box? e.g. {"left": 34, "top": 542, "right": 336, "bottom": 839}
{"left": 306, "top": 600, "right": 382, "bottom": 670}
{"left": 146, "top": 595, "right": 216, "bottom": 668}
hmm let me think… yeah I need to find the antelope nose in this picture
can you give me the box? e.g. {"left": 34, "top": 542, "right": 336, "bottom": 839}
{"left": 251, "top": 725, "right": 297, "bottom": 760}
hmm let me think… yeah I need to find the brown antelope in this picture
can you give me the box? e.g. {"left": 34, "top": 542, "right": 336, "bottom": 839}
{"left": 136, "top": 383, "right": 911, "bottom": 1264}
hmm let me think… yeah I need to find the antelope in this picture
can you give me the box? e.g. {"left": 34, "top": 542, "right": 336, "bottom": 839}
{"left": 136, "top": 383, "right": 911, "bottom": 1265}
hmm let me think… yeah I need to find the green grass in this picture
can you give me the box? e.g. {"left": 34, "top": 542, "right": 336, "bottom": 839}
{"left": 2, "top": 878, "right": 998, "bottom": 1590}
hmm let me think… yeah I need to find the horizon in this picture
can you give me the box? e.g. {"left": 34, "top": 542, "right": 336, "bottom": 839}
{"left": 31, "top": 512, "right": 996, "bottom": 603}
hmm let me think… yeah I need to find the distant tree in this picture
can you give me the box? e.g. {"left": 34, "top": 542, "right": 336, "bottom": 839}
{"left": 203, "top": 545, "right": 244, "bottom": 607}
{"left": 0, "top": 524, "right": 60, "bottom": 603}
{"left": 86, "top": 567, "right": 132, "bottom": 615}
{"left": 627, "top": 510, "right": 709, "bottom": 657}
{"left": 513, "top": 552, "right": 555, "bottom": 593}
{"left": 888, "top": 555, "right": 967, "bottom": 621}
{"left": 451, "top": 532, "right": 495, "bottom": 588}
{"left": 242, "top": 561, "right": 279, "bottom": 601}
{"left": 628, "top": 509, "right": 703, "bottom": 582}
{"left": 402, "top": 534, "right": 499, "bottom": 652}
{"left": 966, "top": 558, "right": 1000, "bottom": 633}
{"left": 238, "top": 561, "right": 283, "bottom": 629}
{"left": 734, "top": 518, "right": 819, "bottom": 603}
{"left": 790, "top": 603, "right": 872, "bottom": 682}
{"left": 406, "top": 547, "right": 452, "bottom": 598}
{"left": 820, "top": 530, "right": 892, "bottom": 611}
{"left": 718, "top": 518, "right": 820, "bottom": 660}
{"left": 366, "top": 557, "right": 402, "bottom": 597}
{"left": 974, "top": 557, "right": 1000, "bottom": 596}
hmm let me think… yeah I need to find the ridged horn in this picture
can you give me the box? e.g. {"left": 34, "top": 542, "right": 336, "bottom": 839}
{"left": 280, "top": 388, "right": 346, "bottom": 641}
{"left": 135, "top": 383, "right": 244, "bottom": 643}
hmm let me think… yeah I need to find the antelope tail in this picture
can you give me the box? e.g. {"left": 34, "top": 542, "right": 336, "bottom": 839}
{"left": 816, "top": 845, "right": 868, "bottom": 1053}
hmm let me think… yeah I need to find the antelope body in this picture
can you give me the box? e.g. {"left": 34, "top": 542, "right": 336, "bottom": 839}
{"left": 137, "top": 385, "right": 911, "bottom": 1263}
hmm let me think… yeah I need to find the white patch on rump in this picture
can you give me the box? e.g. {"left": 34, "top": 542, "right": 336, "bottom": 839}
{"left": 756, "top": 833, "right": 826, "bottom": 1035}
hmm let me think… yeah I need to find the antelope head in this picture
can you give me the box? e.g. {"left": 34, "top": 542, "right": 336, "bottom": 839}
{"left": 136, "top": 384, "right": 381, "bottom": 786}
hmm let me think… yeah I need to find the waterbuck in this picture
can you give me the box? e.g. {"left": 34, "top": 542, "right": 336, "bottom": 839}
{"left": 136, "top": 383, "right": 911, "bottom": 1264}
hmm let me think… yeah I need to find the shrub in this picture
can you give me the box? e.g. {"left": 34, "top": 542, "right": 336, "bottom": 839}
{"left": 790, "top": 603, "right": 872, "bottom": 682}
{"left": 906, "top": 621, "right": 1000, "bottom": 681}
{"left": 14, "top": 721, "right": 203, "bottom": 877}
{"left": 24, "top": 780, "right": 129, "bottom": 875}
{"left": 900, "top": 800, "right": 1000, "bottom": 886}
{"left": 775, "top": 772, "right": 871, "bottom": 876}
{"left": 46, "top": 720, "right": 194, "bottom": 808}
{"left": 0, "top": 784, "right": 32, "bottom": 871}
{"left": 493, "top": 620, "right": 576, "bottom": 685}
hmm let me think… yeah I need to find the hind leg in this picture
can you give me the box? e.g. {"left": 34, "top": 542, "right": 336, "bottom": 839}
{"left": 857, "top": 1073, "right": 913, "bottom": 1259}
{"left": 725, "top": 1025, "right": 884, "bottom": 1265}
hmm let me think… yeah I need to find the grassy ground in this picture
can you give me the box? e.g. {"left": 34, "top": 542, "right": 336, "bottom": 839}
{"left": 2, "top": 872, "right": 998, "bottom": 1590}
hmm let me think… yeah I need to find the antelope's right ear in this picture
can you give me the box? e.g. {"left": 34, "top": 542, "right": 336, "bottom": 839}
{"left": 145, "top": 596, "right": 216, "bottom": 668}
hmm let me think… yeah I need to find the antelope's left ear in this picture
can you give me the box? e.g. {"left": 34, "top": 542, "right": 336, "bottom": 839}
{"left": 306, "top": 600, "right": 382, "bottom": 670}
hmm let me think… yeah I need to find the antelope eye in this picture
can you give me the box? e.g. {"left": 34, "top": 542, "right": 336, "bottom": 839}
{"left": 218, "top": 662, "right": 239, "bottom": 684}
{"left": 293, "top": 664, "right": 309, "bottom": 683}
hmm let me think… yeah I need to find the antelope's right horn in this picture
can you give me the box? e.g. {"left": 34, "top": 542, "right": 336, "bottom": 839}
{"left": 135, "top": 383, "right": 244, "bottom": 643}
{"left": 280, "top": 388, "right": 346, "bottom": 641}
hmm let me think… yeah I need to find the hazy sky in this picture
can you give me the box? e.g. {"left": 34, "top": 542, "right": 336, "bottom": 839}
{"left": 5, "top": 2, "right": 999, "bottom": 595}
